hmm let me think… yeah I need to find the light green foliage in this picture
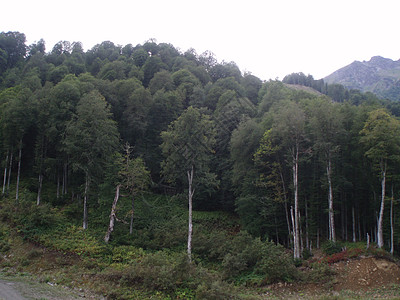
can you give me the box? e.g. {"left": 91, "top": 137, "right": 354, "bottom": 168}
{"left": 360, "top": 108, "right": 400, "bottom": 166}
{"left": 111, "top": 245, "right": 145, "bottom": 264}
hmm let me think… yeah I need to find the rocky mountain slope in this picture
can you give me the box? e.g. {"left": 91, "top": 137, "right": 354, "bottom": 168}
{"left": 324, "top": 56, "right": 400, "bottom": 101}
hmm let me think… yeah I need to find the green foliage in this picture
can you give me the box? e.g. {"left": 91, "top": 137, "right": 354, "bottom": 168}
{"left": 221, "top": 232, "right": 298, "bottom": 284}
{"left": 306, "top": 262, "right": 336, "bottom": 283}
{"left": 0, "top": 225, "right": 10, "bottom": 253}
{"left": 111, "top": 245, "right": 145, "bottom": 264}
{"left": 15, "top": 201, "right": 65, "bottom": 237}
{"left": 38, "top": 225, "right": 106, "bottom": 257}
{"left": 321, "top": 240, "right": 344, "bottom": 255}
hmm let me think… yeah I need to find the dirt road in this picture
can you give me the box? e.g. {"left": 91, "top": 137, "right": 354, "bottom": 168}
{"left": 0, "top": 276, "right": 89, "bottom": 300}
{"left": 0, "top": 279, "right": 26, "bottom": 300}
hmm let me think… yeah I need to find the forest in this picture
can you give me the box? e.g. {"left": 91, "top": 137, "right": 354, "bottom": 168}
{"left": 1, "top": 31, "right": 400, "bottom": 299}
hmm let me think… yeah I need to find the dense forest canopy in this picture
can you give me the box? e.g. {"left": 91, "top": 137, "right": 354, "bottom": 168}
{"left": 2, "top": 30, "right": 400, "bottom": 258}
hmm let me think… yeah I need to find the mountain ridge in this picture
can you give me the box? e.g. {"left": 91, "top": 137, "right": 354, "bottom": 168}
{"left": 324, "top": 56, "right": 400, "bottom": 101}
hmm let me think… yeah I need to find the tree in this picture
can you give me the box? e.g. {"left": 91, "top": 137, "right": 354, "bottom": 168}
{"left": 0, "top": 87, "right": 34, "bottom": 202}
{"left": 270, "top": 100, "right": 306, "bottom": 258}
{"left": 306, "top": 98, "right": 344, "bottom": 242}
{"left": 0, "top": 31, "right": 27, "bottom": 70}
{"left": 360, "top": 108, "right": 400, "bottom": 248}
{"left": 64, "top": 90, "right": 119, "bottom": 229}
{"left": 160, "top": 106, "right": 217, "bottom": 261}
{"left": 104, "top": 145, "right": 151, "bottom": 243}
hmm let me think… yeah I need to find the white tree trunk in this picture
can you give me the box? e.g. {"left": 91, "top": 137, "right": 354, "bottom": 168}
{"left": 2, "top": 152, "right": 8, "bottom": 196}
{"left": 6, "top": 150, "right": 13, "bottom": 196}
{"left": 327, "top": 159, "right": 336, "bottom": 242}
{"left": 83, "top": 173, "right": 89, "bottom": 230}
{"left": 36, "top": 173, "right": 43, "bottom": 205}
{"left": 293, "top": 146, "right": 300, "bottom": 259}
{"left": 105, "top": 184, "right": 121, "bottom": 243}
{"left": 56, "top": 171, "right": 60, "bottom": 199}
{"left": 15, "top": 141, "right": 22, "bottom": 202}
{"left": 390, "top": 186, "right": 394, "bottom": 255}
{"left": 377, "top": 162, "right": 386, "bottom": 248}
{"left": 305, "top": 198, "right": 309, "bottom": 251}
{"left": 129, "top": 195, "right": 135, "bottom": 235}
{"left": 187, "top": 165, "right": 195, "bottom": 262}
{"left": 63, "top": 162, "right": 68, "bottom": 195}
{"left": 352, "top": 207, "right": 356, "bottom": 242}
{"left": 281, "top": 171, "right": 292, "bottom": 246}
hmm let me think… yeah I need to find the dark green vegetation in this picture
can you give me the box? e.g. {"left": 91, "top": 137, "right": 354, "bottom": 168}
{"left": 1, "top": 31, "right": 400, "bottom": 298}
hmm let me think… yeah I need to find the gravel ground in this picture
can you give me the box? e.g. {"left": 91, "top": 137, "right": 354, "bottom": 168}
{"left": 0, "top": 275, "right": 89, "bottom": 300}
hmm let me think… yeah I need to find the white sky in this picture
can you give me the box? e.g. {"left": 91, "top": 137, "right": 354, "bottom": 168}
{"left": 2, "top": 0, "right": 399, "bottom": 80}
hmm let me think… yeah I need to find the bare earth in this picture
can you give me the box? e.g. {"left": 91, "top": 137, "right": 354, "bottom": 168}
{"left": 265, "top": 256, "right": 400, "bottom": 299}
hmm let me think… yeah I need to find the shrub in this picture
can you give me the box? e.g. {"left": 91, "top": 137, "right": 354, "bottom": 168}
{"left": 324, "top": 248, "right": 363, "bottom": 264}
{"left": 111, "top": 245, "right": 145, "bottom": 264}
{"left": 322, "top": 240, "right": 343, "bottom": 255}
{"left": 306, "top": 262, "right": 336, "bottom": 283}
{"left": 220, "top": 231, "right": 298, "bottom": 284}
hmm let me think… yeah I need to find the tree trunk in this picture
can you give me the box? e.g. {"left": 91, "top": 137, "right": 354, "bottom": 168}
{"left": 36, "top": 173, "right": 43, "bottom": 205}
{"left": 105, "top": 184, "right": 121, "bottom": 243}
{"left": 293, "top": 146, "right": 300, "bottom": 259}
{"left": 281, "top": 170, "right": 292, "bottom": 246}
{"left": 2, "top": 152, "right": 8, "bottom": 196}
{"left": 63, "top": 162, "right": 68, "bottom": 195}
{"left": 284, "top": 201, "right": 292, "bottom": 246}
{"left": 352, "top": 206, "right": 356, "bottom": 242}
{"left": 15, "top": 140, "right": 22, "bottom": 203}
{"left": 305, "top": 198, "right": 309, "bottom": 251}
{"left": 56, "top": 170, "right": 60, "bottom": 199}
{"left": 187, "top": 165, "right": 195, "bottom": 263}
{"left": 377, "top": 161, "right": 386, "bottom": 248}
{"left": 390, "top": 185, "right": 394, "bottom": 255}
{"left": 327, "top": 158, "right": 336, "bottom": 242}
{"left": 6, "top": 150, "right": 13, "bottom": 196}
{"left": 129, "top": 195, "right": 135, "bottom": 235}
{"left": 83, "top": 173, "right": 90, "bottom": 230}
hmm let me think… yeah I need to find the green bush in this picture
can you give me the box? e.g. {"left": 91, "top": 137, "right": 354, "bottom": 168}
{"left": 220, "top": 231, "right": 298, "bottom": 284}
{"left": 306, "top": 262, "right": 336, "bottom": 283}
{"left": 322, "top": 240, "right": 343, "bottom": 255}
{"left": 192, "top": 229, "right": 230, "bottom": 262}
{"left": 0, "top": 240, "right": 10, "bottom": 253}
{"left": 111, "top": 245, "right": 145, "bottom": 264}
{"left": 101, "top": 250, "right": 238, "bottom": 299}
{"left": 15, "top": 201, "right": 65, "bottom": 238}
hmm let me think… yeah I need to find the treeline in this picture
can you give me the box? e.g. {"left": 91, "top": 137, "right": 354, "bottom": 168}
{"left": 1, "top": 31, "right": 400, "bottom": 257}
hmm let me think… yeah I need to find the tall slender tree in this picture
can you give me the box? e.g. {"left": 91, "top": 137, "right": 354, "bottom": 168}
{"left": 64, "top": 90, "right": 119, "bottom": 229}
{"left": 360, "top": 108, "right": 400, "bottom": 248}
{"left": 160, "top": 106, "right": 217, "bottom": 262}
{"left": 270, "top": 100, "right": 306, "bottom": 258}
{"left": 307, "top": 98, "right": 344, "bottom": 242}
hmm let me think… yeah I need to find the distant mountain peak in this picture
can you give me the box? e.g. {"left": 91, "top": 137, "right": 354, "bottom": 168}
{"left": 324, "top": 56, "right": 400, "bottom": 101}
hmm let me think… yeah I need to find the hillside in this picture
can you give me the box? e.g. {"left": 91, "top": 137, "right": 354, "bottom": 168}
{"left": 324, "top": 56, "right": 400, "bottom": 101}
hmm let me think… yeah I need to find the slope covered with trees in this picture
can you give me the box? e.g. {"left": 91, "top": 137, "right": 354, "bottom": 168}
{"left": 1, "top": 31, "right": 400, "bottom": 298}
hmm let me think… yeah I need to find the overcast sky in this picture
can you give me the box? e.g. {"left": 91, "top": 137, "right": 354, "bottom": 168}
{"left": 2, "top": 0, "right": 399, "bottom": 80}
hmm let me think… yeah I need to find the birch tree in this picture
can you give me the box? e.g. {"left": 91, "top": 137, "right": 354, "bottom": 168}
{"left": 307, "top": 98, "right": 343, "bottom": 242}
{"left": 64, "top": 90, "right": 119, "bottom": 229}
{"left": 360, "top": 108, "right": 400, "bottom": 248}
{"left": 160, "top": 106, "right": 217, "bottom": 262}
{"left": 270, "top": 100, "right": 306, "bottom": 259}
{"left": 0, "top": 87, "right": 33, "bottom": 202}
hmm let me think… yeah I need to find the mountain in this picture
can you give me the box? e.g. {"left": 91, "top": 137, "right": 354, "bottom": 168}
{"left": 324, "top": 56, "right": 400, "bottom": 101}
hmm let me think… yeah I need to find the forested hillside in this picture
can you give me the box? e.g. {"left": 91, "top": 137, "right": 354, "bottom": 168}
{"left": 324, "top": 56, "right": 400, "bottom": 101}
{"left": 1, "top": 31, "right": 400, "bottom": 298}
